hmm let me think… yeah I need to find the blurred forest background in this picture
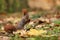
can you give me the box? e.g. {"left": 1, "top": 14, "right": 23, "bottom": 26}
{"left": 0, "top": 0, "right": 29, "bottom": 13}
{"left": 0, "top": 0, "right": 60, "bottom": 14}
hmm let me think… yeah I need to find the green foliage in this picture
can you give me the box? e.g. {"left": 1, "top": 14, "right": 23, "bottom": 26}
{"left": 10, "top": 36, "right": 58, "bottom": 40}
{"left": 53, "top": 19, "right": 60, "bottom": 24}
{"left": 56, "top": 5, "right": 60, "bottom": 11}
{"left": 31, "top": 13, "right": 41, "bottom": 20}
{"left": 8, "top": 7, "right": 14, "bottom": 13}
{"left": 55, "top": 5, "right": 60, "bottom": 14}
{"left": 0, "top": 0, "right": 6, "bottom": 12}
{"left": 31, "top": 14, "right": 40, "bottom": 19}
{"left": 26, "top": 36, "right": 58, "bottom": 40}
{"left": 0, "top": 24, "right": 1, "bottom": 30}
{"left": 27, "top": 38, "right": 35, "bottom": 40}
{"left": 10, "top": 34, "right": 22, "bottom": 40}
{"left": 35, "top": 36, "right": 42, "bottom": 40}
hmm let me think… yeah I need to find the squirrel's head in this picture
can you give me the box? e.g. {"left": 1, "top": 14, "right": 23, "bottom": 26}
{"left": 22, "top": 9, "right": 28, "bottom": 15}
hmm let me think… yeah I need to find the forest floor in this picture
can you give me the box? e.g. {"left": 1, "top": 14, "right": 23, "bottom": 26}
{"left": 0, "top": 12, "right": 60, "bottom": 40}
